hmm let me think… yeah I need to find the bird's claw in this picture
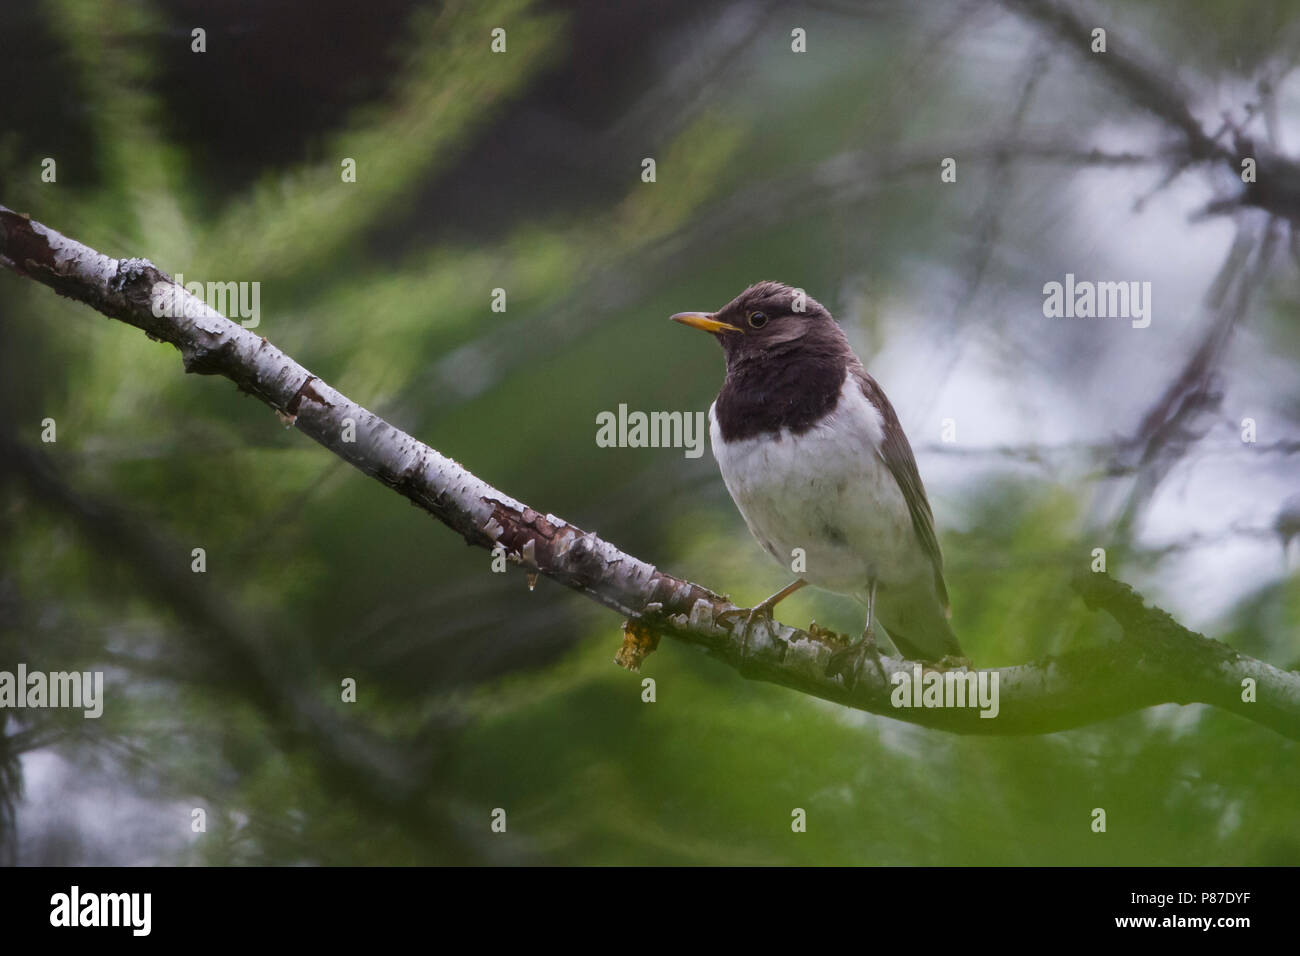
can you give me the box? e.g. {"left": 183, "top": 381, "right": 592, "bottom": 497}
{"left": 718, "top": 602, "right": 778, "bottom": 662}
{"left": 826, "top": 631, "right": 885, "bottom": 689}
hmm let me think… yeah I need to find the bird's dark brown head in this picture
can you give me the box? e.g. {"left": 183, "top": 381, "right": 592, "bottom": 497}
{"left": 672, "top": 282, "right": 857, "bottom": 440}
{"left": 671, "top": 281, "right": 847, "bottom": 371}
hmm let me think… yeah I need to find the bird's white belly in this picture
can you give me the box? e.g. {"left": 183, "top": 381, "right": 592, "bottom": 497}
{"left": 708, "top": 381, "right": 924, "bottom": 596}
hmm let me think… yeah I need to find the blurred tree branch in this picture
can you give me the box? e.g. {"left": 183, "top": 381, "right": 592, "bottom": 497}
{"left": 1002, "top": 0, "right": 1300, "bottom": 223}
{"left": 3, "top": 204, "right": 1298, "bottom": 739}
{"left": 1113, "top": 220, "right": 1282, "bottom": 533}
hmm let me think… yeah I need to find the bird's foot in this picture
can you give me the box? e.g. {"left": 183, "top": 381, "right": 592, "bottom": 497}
{"left": 826, "top": 628, "right": 885, "bottom": 690}
{"left": 717, "top": 601, "right": 778, "bottom": 662}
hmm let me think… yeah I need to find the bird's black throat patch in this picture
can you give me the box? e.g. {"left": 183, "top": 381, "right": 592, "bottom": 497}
{"left": 713, "top": 350, "right": 848, "bottom": 442}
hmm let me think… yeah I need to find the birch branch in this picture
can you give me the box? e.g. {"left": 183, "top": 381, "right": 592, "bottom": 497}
{"left": 3, "top": 204, "right": 1298, "bottom": 739}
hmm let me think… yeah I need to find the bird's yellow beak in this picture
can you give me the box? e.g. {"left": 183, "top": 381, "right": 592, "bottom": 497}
{"left": 670, "top": 311, "right": 743, "bottom": 334}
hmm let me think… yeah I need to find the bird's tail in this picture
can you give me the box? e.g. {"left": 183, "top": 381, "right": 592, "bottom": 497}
{"left": 877, "top": 580, "right": 963, "bottom": 662}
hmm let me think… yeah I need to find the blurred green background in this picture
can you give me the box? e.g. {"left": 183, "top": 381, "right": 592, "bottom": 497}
{"left": 1, "top": 0, "right": 1298, "bottom": 864}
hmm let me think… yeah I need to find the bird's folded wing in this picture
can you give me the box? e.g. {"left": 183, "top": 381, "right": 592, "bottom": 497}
{"left": 852, "top": 366, "right": 951, "bottom": 613}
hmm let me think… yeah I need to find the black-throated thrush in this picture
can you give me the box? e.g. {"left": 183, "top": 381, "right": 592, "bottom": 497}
{"left": 672, "top": 281, "right": 964, "bottom": 681}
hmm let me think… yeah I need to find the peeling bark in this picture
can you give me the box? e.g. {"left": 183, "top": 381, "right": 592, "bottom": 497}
{"left": 3, "top": 204, "right": 1298, "bottom": 739}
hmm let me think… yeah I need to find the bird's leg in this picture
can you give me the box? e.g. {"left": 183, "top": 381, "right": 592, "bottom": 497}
{"left": 720, "top": 579, "right": 808, "bottom": 662}
{"left": 826, "top": 580, "right": 884, "bottom": 688}
{"left": 861, "top": 579, "right": 877, "bottom": 650}
{"left": 752, "top": 578, "right": 810, "bottom": 618}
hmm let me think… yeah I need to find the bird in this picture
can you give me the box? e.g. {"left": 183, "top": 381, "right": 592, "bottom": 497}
{"left": 671, "top": 281, "right": 964, "bottom": 683}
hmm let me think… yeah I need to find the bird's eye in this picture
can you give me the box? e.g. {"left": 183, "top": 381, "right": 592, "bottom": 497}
{"left": 748, "top": 311, "right": 768, "bottom": 329}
